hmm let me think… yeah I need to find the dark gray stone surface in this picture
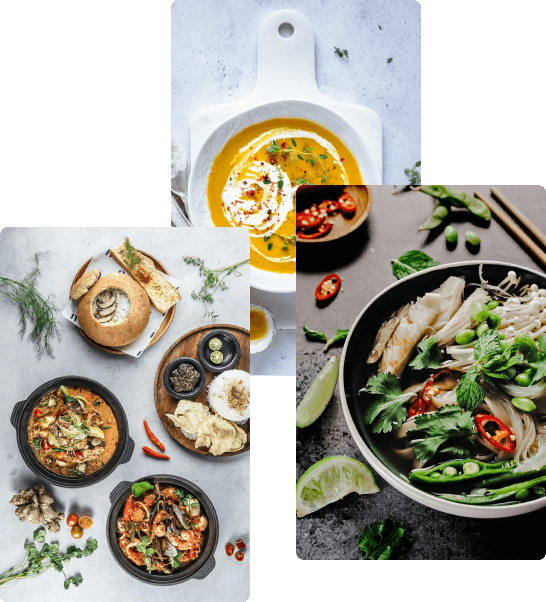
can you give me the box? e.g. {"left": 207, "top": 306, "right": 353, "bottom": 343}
{"left": 296, "top": 185, "right": 546, "bottom": 560}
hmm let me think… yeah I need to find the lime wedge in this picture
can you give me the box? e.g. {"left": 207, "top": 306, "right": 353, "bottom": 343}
{"left": 296, "top": 355, "right": 339, "bottom": 428}
{"left": 296, "top": 456, "right": 379, "bottom": 518}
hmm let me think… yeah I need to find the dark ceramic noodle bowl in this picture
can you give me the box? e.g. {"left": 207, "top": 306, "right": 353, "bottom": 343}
{"left": 198, "top": 329, "right": 241, "bottom": 373}
{"left": 107, "top": 475, "right": 219, "bottom": 585}
{"left": 11, "top": 376, "right": 134, "bottom": 488}
{"left": 340, "top": 261, "right": 546, "bottom": 518}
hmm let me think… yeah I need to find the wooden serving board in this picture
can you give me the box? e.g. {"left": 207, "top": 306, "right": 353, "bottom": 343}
{"left": 296, "top": 185, "right": 373, "bottom": 243}
{"left": 154, "top": 324, "right": 250, "bottom": 457}
{"left": 70, "top": 250, "right": 176, "bottom": 355}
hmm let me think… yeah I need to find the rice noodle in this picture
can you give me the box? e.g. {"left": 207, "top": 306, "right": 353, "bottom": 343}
{"left": 501, "top": 380, "right": 546, "bottom": 399}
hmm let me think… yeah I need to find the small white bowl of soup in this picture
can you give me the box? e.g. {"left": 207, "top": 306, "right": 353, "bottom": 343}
{"left": 250, "top": 303, "right": 276, "bottom": 353}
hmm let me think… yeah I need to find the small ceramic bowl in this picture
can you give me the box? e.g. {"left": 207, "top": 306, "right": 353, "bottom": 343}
{"left": 162, "top": 357, "right": 206, "bottom": 399}
{"left": 198, "top": 330, "right": 241, "bottom": 373}
{"left": 250, "top": 303, "right": 276, "bottom": 354}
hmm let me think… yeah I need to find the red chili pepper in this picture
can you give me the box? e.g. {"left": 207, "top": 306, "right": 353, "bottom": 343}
{"left": 123, "top": 494, "right": 133, "bottom": 521}
{"left": 296, "top": 206, "right": 325, "bottom": 231}
{"left": 315, "top": 274, "right": 341, "bottom": 302}
{"left": 235, "top": 538, "right": 246, "bottom": 550}
{"left": 338, "top": 192, "right": 357, "bottom": 217}
{"left": 143, "top": 420, "right": 165, "bottom": 452}
{"left": 41, "top": 438, "right": 52, "bottom": 451}
{"left": 225, "top": 543, "right": 235, "bottom": 556}
{"left": 235, "top": 551, "right": 244, "bottom": 561}
{"left": 298, "top": 222, "right": 333, "bottom": 240}
{"left": 33, "top": 408, "right": 45, "bottom": 418}
{"left": 319, "top": 200, "right": 340, "bottom": 215}
{"left": 142, "top": 446, "right": 170, "bottom": 459}
{"left": 407, "top": 371, "right": 448, "bottom": 417}
{"left": 475, "top": 414, "right": 516, "bottom": 453}
{"left": 74, "top": 450, "right": 84, "bottom": 460}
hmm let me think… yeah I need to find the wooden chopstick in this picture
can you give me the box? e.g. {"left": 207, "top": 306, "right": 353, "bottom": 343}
{"left": 474, "top": 191, "right": 546, "bottom": 269}
{"left": 490, "top": 187, "right": 546, "bottom": 250}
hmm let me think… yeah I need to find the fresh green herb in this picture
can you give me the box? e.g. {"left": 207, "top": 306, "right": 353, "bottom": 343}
{"left": 262, "top": 179, "right": 272, "bottom": 185}
{"left": 334, "top": 47, "right": 349, "bottom": 58}
{"left": 529, "top": 335, "right": 546, "bottom": 384}
{"left": 358, "top": 519, "right": 412, "bottom": 560}
{"left": 387, "top": 57, "right": 393, "bottom": 63}
{"left": 131, "top": 481, "right": 155, "bottom": 498}
{"left": 391, "top": 250, "right": 440, "bottom": 280}
{"left": 360, "top": 373, "right": 415, "bottom": 434}
{"left": 266, "top": 141, "right": 328, "bottom": 184}
{"left": 409, "top": 335, "right": 442, "bottom": 370}
{"left": 408, "top": 405, "right": 476, "bottom": 461}
{"left": 123, "top": 237, "right": 142, "bottom": 271}
{"left": 0, "top": 252, "right": 61, "bottom": 358}
{"left": 295, "top": 178, "right": 309, "bottom": 186}
{"left": 33, "top": 438, "right": 41, "bottom": 449}
{"left": 183, "top": 256, "right": 250, "bottom": 319}
{"left": 404, "top": 161, "right": 421, "bottom": 186}
{"left": 303, "top": 326, "right": 349, "bottom": 351}
{"left": 0, "top": 528, "right": 97, "bottom": 589}
{"left": 267, "top": 242, "right": 273, "bottom": 251}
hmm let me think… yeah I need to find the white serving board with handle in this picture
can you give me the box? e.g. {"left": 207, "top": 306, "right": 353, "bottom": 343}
{"left": 190, "top": 9, "right": 382, "bottom": 172}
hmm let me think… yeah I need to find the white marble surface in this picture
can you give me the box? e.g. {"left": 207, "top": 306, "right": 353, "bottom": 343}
{"left": 0, "top": 228, "right": 249, "bottom": 602}
{"left": 171, "top": 0, "right": 420, "bottom": 184}
{"left": 250, "top": 329, "right": 296, "bottom": 376}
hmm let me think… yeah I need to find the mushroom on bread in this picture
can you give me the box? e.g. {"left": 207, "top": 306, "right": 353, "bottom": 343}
{"left": 77, "top": 273, "right": 150, "bottom": 346}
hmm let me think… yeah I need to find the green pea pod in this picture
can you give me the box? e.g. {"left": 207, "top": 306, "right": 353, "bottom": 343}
{"left": 421, "top": 186, "right": 491, "bottom": 222}
{"left": 409, "top": 460, "right": 513, "bottom": 487}
{"left": 466, "top": 196, "right": 491, "bottom": 222}
{"left": 439, "top": 474, "right": 546, "bottom": 505}
{"left": 418, "top": 202, "right": 449, "bottom": 231}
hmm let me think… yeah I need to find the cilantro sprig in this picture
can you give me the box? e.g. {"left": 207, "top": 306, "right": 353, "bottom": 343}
{"left": 0, "top": 528, "right": 97, "bottom": 589}
{"left": 358, "top": 519, "right": 412, "bottom": 560}
{"left": 407, "top": 405, "right": 476, "bottom": 461}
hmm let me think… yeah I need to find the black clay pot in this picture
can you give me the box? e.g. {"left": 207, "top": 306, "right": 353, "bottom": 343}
{"left": 198, "top": 329, "right": 241, "bottom": 373}
{"left": 10, "top": 375, "right": 134, "bottom": 488}
{"left": 107, "top": 474, "right": 218, "bottom": 585}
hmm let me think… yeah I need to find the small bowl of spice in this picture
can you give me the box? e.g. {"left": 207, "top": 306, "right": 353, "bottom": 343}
{"left": 163, "top": 357, "right": 206, "bottom": 399}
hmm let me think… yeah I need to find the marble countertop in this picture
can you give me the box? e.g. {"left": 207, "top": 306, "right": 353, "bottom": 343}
{"left": 0, "top": 228, "right": 249, "bottom": 601}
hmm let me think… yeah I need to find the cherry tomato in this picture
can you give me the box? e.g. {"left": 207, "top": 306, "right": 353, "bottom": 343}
{"left": 225, "top": 543, "right": 235, "bottom": 556}
{"left": 71, "top": 525, "right": 83, "bottom": 539}
{"left": 235, "top": 551, "right": 244, "bottom": 561}
{"left": 66, "top": 513, "right": 79, "bottom": 527}
{"left": 78, "top": 515, "right": 93, "bottom": 529}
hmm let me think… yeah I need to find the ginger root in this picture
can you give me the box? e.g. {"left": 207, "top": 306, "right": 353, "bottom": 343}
{"left": 10, "top": 484, "right": 64, "bottom": 532}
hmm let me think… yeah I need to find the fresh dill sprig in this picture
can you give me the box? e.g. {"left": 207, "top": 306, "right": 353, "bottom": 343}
{"left": 0, "top": 252, "right": 61, "bottom": 358}
{"left": 404, "top": 161, "right": 421, "bottom": 186}
{"left": 183, "top": 256, "right": 250, "bottom": 319}
{"left": 123, "top": 237, "right": 142, "bottom": 271}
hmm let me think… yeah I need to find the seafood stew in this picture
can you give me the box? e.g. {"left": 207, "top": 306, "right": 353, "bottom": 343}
{"left": 348, "top": 263, "right": 546, "bottom": 507}
{"left": 27, "top": 385, "right": 119, "bottom": 477}
{"left": 117, "top": 482, "right": 208, "bottom": 574}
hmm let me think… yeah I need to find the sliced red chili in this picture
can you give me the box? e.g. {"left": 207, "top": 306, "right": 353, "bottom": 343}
{"left": 315, "top": 274, "right": 341, "bottom": 302}
{"left": 33, "top": 408, "right": 45, "bottom": 418}
{"left": 41, "top": 438, "right": 52, "bottom": 451}
{"left": 235, "top": 538, "right": 246, "bottom": 550}
{"left": 235, "top": 551, "right": 244, "bottom": 561}
{"left": 74, "top": 450, "right": 84, "bottom": 460}
{"left": 298, "top": 222, "right": 333, "bottom": 240}
{"left": 319, "top": 200, "right": 339, "bottom": 215}
{"left": 225, "top": 543, "right": 235, "bottom": 556}
{"left": 338, "top": 192, "right": 357, "bottom": 217}
{"left": 296, "top": 206, "right": 325, "bottom": 231}
{"left": 408, "top": 398, "right": 428, "bottom": 418}
{"left": 407, "top": 370, "right": 447, "bottom": 418}
{"left": 475, "top": 414, "right": 516, "bottom": 453}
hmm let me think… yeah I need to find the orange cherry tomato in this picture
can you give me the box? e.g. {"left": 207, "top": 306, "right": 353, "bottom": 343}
{"left": 66, "top": 513, "right": 79, "bottom": 527}
{"left": 71, "top": 525, "right": 83, "bottom": 539}
{"left": 78, "top": 515, "right": 93, "bottom": 529}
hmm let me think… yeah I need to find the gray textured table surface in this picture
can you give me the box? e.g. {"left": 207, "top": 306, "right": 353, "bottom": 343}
{"left": 0, "top": 228, "right": 249, "bottom": 601}
{"left": 171, "top": 0, "right": 420, "bottom": 184}
{"left": 296, "top": 185, "right": 546, "bottom": 560}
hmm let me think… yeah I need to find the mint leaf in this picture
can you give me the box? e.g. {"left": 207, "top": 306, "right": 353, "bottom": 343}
{"left": 391, "top": 250, "right": 440, "bottom": 280}
{"left": 530, "top": 338, "right": 546, "bottom": 384}
{"left": 474, "top": 329, "right": 503, "bottom": 361}
{"left": 409, "top": 335, "right": 441, "bottom": 370}
{"left": 456, "top": 365, "right": 485, "bottom": 410}
{"left": 302, "top": 326, "right": 328, "bottom": 343}
{"left": 361, "top": 373, "right": 415, "bottom": 434}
